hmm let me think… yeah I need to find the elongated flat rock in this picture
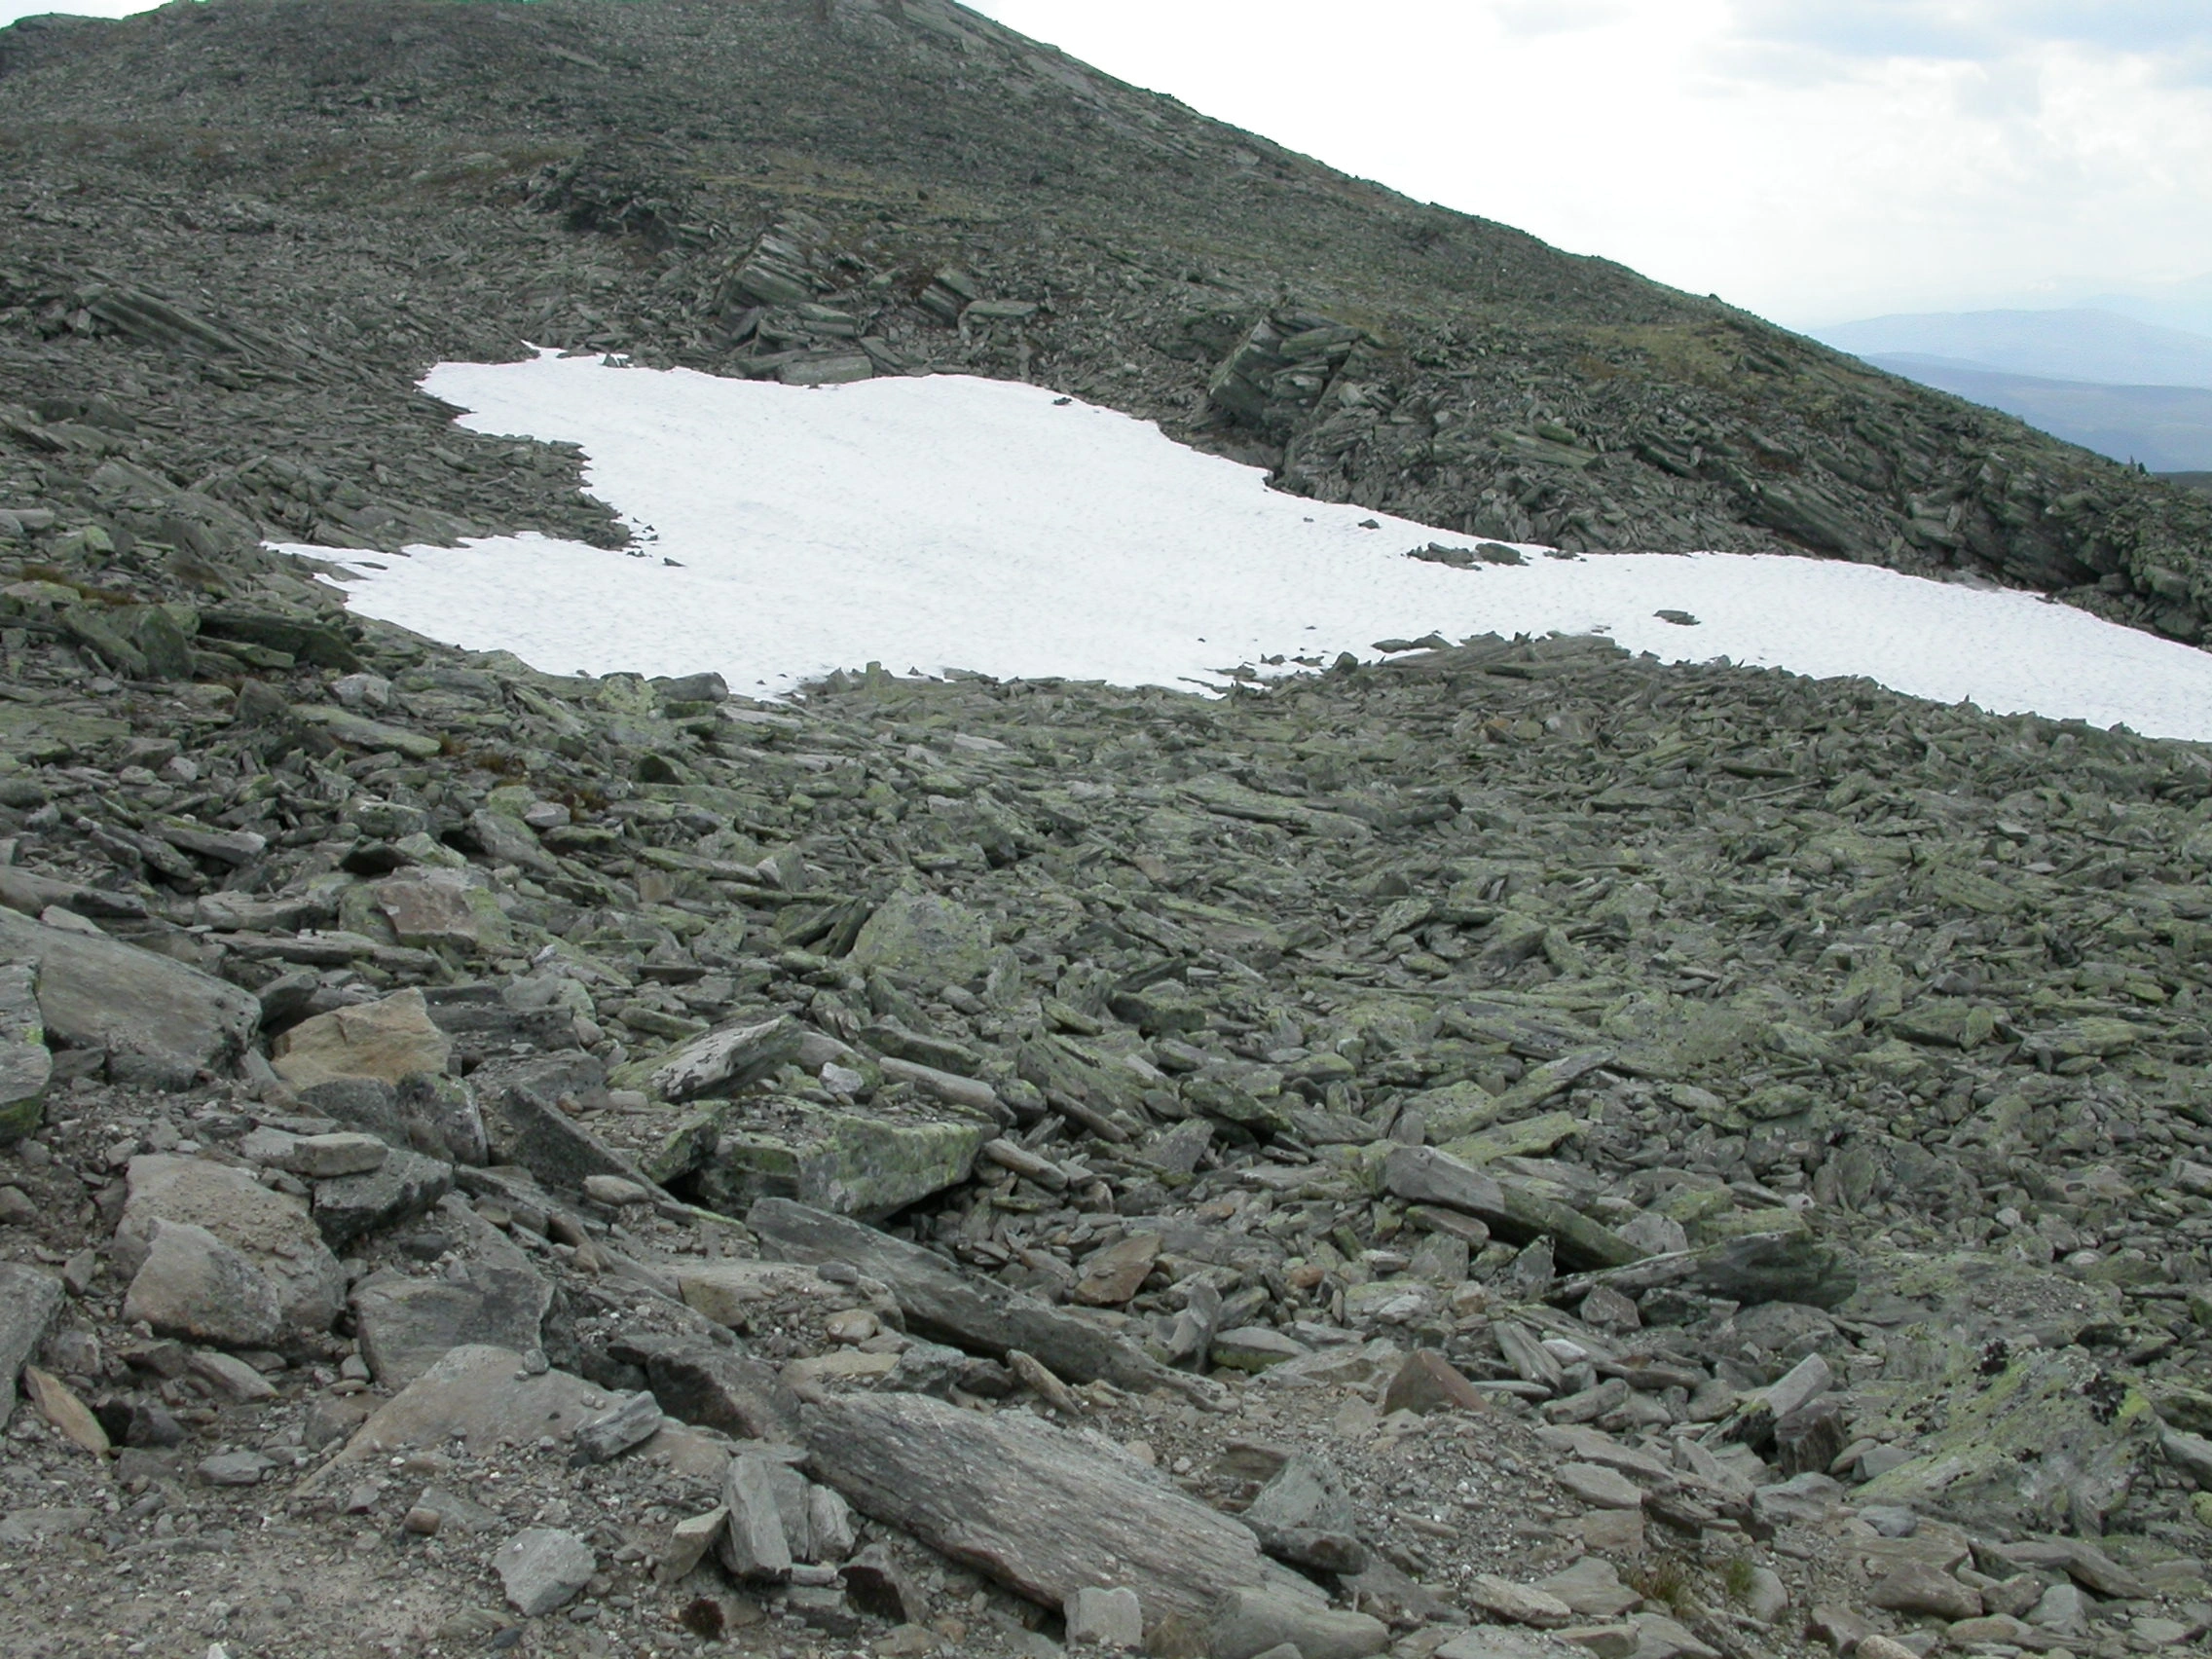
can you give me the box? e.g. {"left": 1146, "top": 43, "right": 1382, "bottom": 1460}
{"left": 807, "top": 1389, "right": 1266, "bottom": 1624}
{"left": 748, "top": 1198, "right": 1210, "bottom": 1399}
{"left": 1382, "top": 1145, "right": 1641, "bottom": 1271}
{"left": 0, "top": 905, "right": 257, "bottom": 1081}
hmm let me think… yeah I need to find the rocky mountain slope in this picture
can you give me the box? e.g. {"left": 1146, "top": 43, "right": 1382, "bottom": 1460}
{"left": 1, "top": 0, "right": 2211, "bottom": 644}
{"left": 2, "top": 4, "right": 2212, "bottom": 1659}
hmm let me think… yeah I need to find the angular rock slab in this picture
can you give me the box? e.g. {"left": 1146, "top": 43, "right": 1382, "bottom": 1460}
{"left": 495, "top": 1526, "right": 595, "bottom": 1616}
{"left": 1382, "top": 1145, "right": 1641, "bottom": 1272}
{"left": 313, "top": 1147, "right": 454, "bottom": 1248}
{"left": 847, "top": 888, "right": 996, "bottom": 990}
{"left": 1858, "top": 1341, "right": 2157, "bottom": 1534}
{"left": 115, "top": 1155, "right": 344, "bottom": 1337}
{"left": 807, "top": 1389, "right": 1268, "bottom": 1626}
{"left": 0, "top": 905, "right": 256, "bottom": 1081}
{"left": 311, "top": 1346, "right": 624, "bottom": 1484}
{"left": 352, "top": 1195, "right": 551, "bottom": 1386}
{"left": 352, "top": 1259, "right": 551, "bottom": 1389}
{"left": 121, "top": 1219, "right": 283, "bottom": 1349}
{"left": 750, "top": 1198, "right": 1206, "bottom": 1399}
{"left": 650, "top": 1014, "right": 801, "bottom": 1103}
{"left": 1205, "top": 1585, "right": 1389, "bottom": 1659}
{"left": 272, "top": 986, "right": 453, "bottom": 1089}
{"left": 0, "top": 1262, "right": 64, "bottom": 1430}
{"left": 696, "top": 1106, "right": 989, "bottom": 1222}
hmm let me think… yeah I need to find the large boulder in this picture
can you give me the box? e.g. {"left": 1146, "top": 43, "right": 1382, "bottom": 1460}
{"left": 121, "top": 1219, "right": 283, "bottom": 1349}
{"left": 114, "top": 1155, "right": 344, "bottom": 1338}
{"left": 271, "top": 987, "right": 452, "bottom": 1090}
{"left": 0, "top": 905, "right": 257, "bottom": 1086}
{"left": 309, "top": 1345, "right": 630, "bottom": 1486}
{"left": 847, "top": 888, "right": 996, "bottom": 991}
{"left": 1849, "top": 1250, "right": 2150, "bottom": 1532}
{"left": 807, "top": 1389, "right": 1272, "bottom": 1627}
{"left": 350, "top": 1198, "right": 550, "bottom": 1387}
{"left": 293, "top": 1072, "right": 486, "bottom": 1167}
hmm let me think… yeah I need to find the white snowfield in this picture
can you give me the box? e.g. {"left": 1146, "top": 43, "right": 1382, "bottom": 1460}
{"left": 317, "top": 351, "right": 2212, "bottom": 741}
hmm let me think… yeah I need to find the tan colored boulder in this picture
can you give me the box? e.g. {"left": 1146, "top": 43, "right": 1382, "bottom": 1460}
{"left": 273, "top": 987, "right": 452, "bottom": 1089}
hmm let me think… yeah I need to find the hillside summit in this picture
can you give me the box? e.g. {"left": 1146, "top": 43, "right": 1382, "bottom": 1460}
{"left": 0, "top": 5, "right": 2210, "bottom": 1659}
{"left": 3, "top": 0, "right": 2212, "bottom": 639}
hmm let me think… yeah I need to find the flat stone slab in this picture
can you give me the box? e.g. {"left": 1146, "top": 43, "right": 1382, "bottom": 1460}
{"left": 0, "top": 905, "right": 256, "bottom": 1081}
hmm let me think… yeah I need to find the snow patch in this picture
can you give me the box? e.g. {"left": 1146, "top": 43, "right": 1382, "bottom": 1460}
{"left": 310, "top": 352, "right": 2212, "bottom": 740}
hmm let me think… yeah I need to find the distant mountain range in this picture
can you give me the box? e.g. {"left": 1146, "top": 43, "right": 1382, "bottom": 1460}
{"left": 1814, "top": 309, "right": 2212, "bottom": 388}
{"left": 1811, "top": 310, "right": 2212, "bottom": 472}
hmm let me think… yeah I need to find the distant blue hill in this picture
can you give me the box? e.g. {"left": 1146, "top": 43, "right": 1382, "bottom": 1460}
{"left": 1862, "top": 354, "right": 2212, "bottom": 472}
{"left": 1816, "top": 309, "right": 2212, "bottom": 389}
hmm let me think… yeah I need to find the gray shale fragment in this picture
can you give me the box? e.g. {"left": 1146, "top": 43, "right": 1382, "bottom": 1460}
{"left": 805, "top": 1389, "right": 1269, "bottom": 1625}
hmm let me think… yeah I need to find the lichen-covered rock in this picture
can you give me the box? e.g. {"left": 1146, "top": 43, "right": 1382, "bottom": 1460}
{"left": 847, "top": 888, "right": 996, "bottom": 991}
{"left": 691, "top": 1101, "right": 990, "bottom": 1221}
{"left": 0, "top": 963, "right": 49, "bottom": 1144}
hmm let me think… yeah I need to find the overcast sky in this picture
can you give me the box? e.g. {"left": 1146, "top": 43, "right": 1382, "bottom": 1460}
{"left": 970, "top": 0, "right": 2212, "bottom": 327}
{"left": 7, "top": 0, "right": 2210, "bottom": 327}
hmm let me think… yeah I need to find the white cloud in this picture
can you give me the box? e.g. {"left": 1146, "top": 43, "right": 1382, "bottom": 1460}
{"left": 973, "top": 0, "right": 2212, "bottom": 324}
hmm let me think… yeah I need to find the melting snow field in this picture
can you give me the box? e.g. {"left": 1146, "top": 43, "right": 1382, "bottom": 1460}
{"left": 315, "top": 351, "right": 2212, "bottom": 741}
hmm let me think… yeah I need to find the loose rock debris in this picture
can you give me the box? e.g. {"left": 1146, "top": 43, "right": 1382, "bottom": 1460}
{"left": 0, "top": 545, "right": 2210, "bottom": 1655}
{"left": 0, "top": 1, "right": 2210, "bottom": 1657}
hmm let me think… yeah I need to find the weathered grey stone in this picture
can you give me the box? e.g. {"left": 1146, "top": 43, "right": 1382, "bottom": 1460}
{"left": 750, "top": 1198, "right": 1207, "bottom": 1399}
{"left": 1242, "top": 1454, "right": 1366, "bottom": 1575}
{"left": 183, "top": 1347, "right": 276, "bottom": 1402}
{"left": 0, "top": 1263, "right": 64, "bottom": 1430}
{"left": 1466, "top": 1575, "right": 1574, "bottom": 1628}
{"left": 1558, "top": 1231, "right": 1859, "bottom": 1310}
{"left": 475, "top": 1052, "right": 663, "bottom": 1197}
{"left": 0, "top": 906, "right": 257, "bottom": 1080}
{"left": 121, "top": 1219, "right": 283, "bottom": 1349}
{"left": 1204, "top": 1586, "right": 1389, "bottom": 1659}
{"left": 198, "top": 1450, "right": 273, "bottom": 1487}
{"left": 1866, "top": 1561, "right": 1981, "bottom": 1621}
{"left": 719, "top": 1452, "right": 793, "bottom": 1580}
{"left": 661, "top": 1506, "right": 727, "bottom": 1579}
{"left": 847, "top": 889, "right": 995, "bottom": 990}
{"left": 297, "top": 1072, "right": 486, "bottom": 1167}
{"left": 695, "top": 1106, "right": 989, "bottom": 1221}
{"left": 312, "top": 1148, "right": 454, "bottom": 1247}
{"left": 1536, "top": 1557, "right": 1640, "bottom": 1619}
{"left": 312, "top": 1346, "right": 625, "bottom": 1483}
{"left": 807, "top": 1484, "right": 855, "bottom": 1562}
{"left": 571, "top": 1389, "right": 663, "bottom": 1464}
{"left": 650, "top": 1014, "right": 802, "bottom": 1103}
{"left": 1857, "top": 1340, "right": 2158, "bottom": 1534}
{"left": 374, "top": 869, "right": 505, "bottom": 954}
{"left": 240, "top": 1127, "right": 387, "bottom": 1178}
{"left": 807, "top": 1389, "right": 1269, "bottom": 1625}
{"left": 1382, "top": 1146, "right": 1641, "bottom": 1271}
{"left": 1063, "top": 1586, "right": 1142, "bottom": 1649}
{"left": 1433, "top": 1632, "right": 1575, "bottom": 1659}
{"left": 495, "top": 1526, "right": 596, "bottom": 1616}
{"left": 351, "top": 1228, "right": 550, "bottom": 1390}
{"left": 115, "top": 1155, "right": 343, "bottom": 1337}
{"left": 612, "top": 1335, "right": 803, "bottom": 1445}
